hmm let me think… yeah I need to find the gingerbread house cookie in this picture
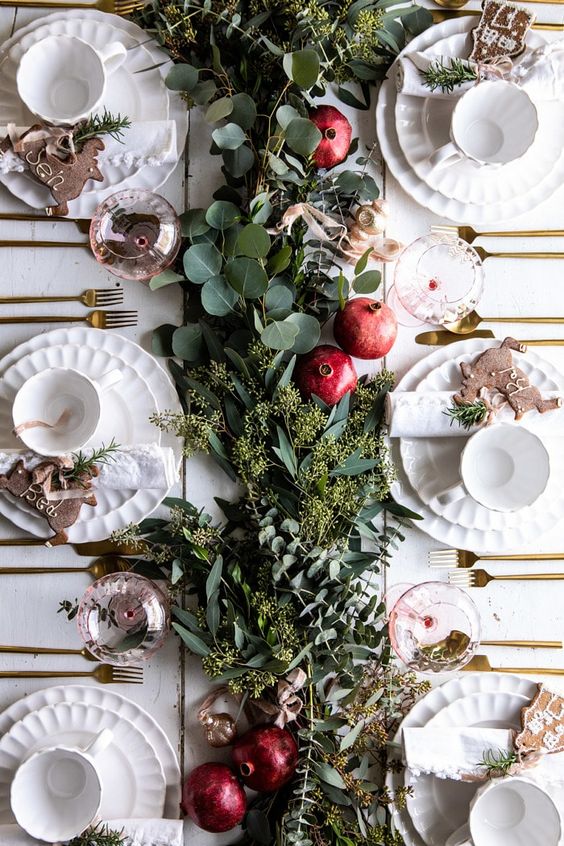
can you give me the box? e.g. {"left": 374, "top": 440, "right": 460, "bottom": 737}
{"left": 515, "top": 685, "right": 564, "bottom": 755}
{"left": 470, "top": 0, "right": 535, "bottom": 64}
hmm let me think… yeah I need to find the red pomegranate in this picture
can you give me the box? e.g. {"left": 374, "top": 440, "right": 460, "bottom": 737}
{"left": 232, "top": 726, "right": 298, "bottom": 792}
{"left": 309, "top": 105, "right": 352, "bottom": 169}
{"left": 294, "top": 344, "right": 357, "bottom": 406}
{"left": 333, "top": 298, "right": 397, "bottom": 360}
{"left": 181, "top": 762, "right": 246, "bottom": 832}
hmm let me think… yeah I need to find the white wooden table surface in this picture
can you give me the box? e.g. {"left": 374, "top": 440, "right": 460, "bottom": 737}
{"left": 2, "top": 7, "right": 564, "bottom": 844}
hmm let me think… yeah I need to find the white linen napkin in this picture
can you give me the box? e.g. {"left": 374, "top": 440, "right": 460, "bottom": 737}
{"left": 511, "top": 40, "right": 564, "bottom": 101}
{"left": 395, "top": 53, "right": 476, "bottom": 99}
{"left": 403, "top": 726, "right": 564, "bottom": 784}
{"left": 0, "top": 121, "right": 177, "bottom": 173}
{"left": 0, "top": 819, "right": 183, "bottom": 845}
{"left": 0, "top": 445, "right": 179, "bottom": 490}
{"left": 385, "top": 391, "right": 563, "bottom": 438}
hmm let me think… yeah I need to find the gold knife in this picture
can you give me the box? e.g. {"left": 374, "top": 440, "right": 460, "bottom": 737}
{"left": 431, "top": 9, "right": 564, "bottom": 30}
{"left": 416, "top": 330, "right": 564, "bottom": 346}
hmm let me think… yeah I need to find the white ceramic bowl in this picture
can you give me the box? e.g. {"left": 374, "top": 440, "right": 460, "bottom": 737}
{"left": 470, "top": 776, "right": 561, "bottom": 846}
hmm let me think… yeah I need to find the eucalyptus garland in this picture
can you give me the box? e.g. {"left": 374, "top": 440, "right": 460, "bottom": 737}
{"left": 112, "top": 1, "right": 435, "bottom": 843}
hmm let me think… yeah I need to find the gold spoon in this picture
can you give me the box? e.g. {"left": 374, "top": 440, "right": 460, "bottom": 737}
{"left": 0, "top": 555, "right": 131, "bottom": 578}
{"left": 444, "top": 311, "right": 564, "bottom": 335}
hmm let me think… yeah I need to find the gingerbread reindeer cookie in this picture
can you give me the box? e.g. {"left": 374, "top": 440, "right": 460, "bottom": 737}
{"left": 454, "top": 337, "right": 562, "bottom": 420}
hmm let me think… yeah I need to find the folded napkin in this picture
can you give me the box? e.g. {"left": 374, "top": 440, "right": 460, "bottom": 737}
{"left": 0, "top": 819, "right": 183, "bottom": 845}
{"left": 0, "top": 445, "right": 179, "bottom": 490}
{"left": 395, "top": 53, "right": 476, "bottom": 99}
{"left": 0, "top": 120, "right": 177, "bottom": 173}
{"left": 511, "top": 40, "right": 564, "bottom": 101}
{"left": 403, "top": 727, "right": 564, "bottom": 785}
{"left": 386, "top": 391, "right": 563, "bottom": 438}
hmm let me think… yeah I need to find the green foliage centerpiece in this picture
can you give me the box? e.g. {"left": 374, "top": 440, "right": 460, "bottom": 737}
{"left": 116, "top": 1, "right": 434, "bottom": 842}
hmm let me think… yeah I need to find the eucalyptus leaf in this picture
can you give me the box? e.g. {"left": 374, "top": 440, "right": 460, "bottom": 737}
{"left": 206, "top": 555, "right": 223, "bottom": 600}
{"left": 212, "top": 122, "right": 246, "bottom": 150}
{"left": 180, "top": 209, "right": 209, "bottom": 238}
{"left": 222, "top": 144, "right": 255, "bottom": 177}
{"left": 250, "top": 192, "right": 273, "bottom": 224}
{"left": 149, "top": 269, "right": 184, "bottom": 290}
{"left": 201, "top": 275, "right": 240, "bottom": 316}
{"left": 245, "top": 809, "right": 271, "bottom": 845}
{"left": 172, "top": 324, "right": 203, "bottom": 361}
{"left": 261, "top": 319, "right": 299, "bottom": 350}
{"left": 284, "top": 118, "right": 322, "bottom": 157}
{"left": 230, "top": 92, "right": 257, "bottom": 129}
{"left": 205, "top": 96, "right": 234, "bottom": 124}
{"left": 165, "top": 64, "right": 198, "bottom": 91}
{"left": 354, "top": 270, "right": 382, "bottom": 294}
{"left": 285, "top": 312, "right": 321, "bottom": 354}
{"left": 225, "top": 257, "right": 268, "bottom": 298}
{"left": 183, "top": 243, "right": 223, "bottom": 284}
{"left": 236, "top": 223, "right": 271, "bottom": 258}
{"left": 151, "top": 323, "right": 176, "bottom": 357}
{"left": 267, "top": 245, "right": 292, "bottom": 275}
{"left": 283, "top": 49, "right": 320, "bottom": 89}
{"left": 276, "top": 104, "right": 301, "bottom": 130}
{"left": 172, "top": 624, "right": 210, "bottom": 656}
{"left": 265, "top": 284, "right": 293, "bottom": 312}
{"left": 314, "top": 763, "right": 346, "bottom": 789}
{"left": 191, "top": 79, "right": 217, "bottom": 105}
{"left": 205, "top": 200, "right": 241, "bottom": 230}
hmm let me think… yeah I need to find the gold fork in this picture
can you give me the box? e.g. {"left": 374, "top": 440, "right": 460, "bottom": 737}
{"left": 463, "top": 655, "right": 564, "bottom": 675}
{"left": 431, "top": 224, "right": 564, "bottom": 245}
{"left": 0, "top": 0, "right": 143, "bottom": 11}
{"left": 431, "top": 9, "right": 564, "bottom": 30}
{"left": 0, "top": 289, "right": 124, "bottom": 308}
{"left": 0, "top": 213, "right": 90, "bottom": 235}
{"left": 0, "top": 310, "right": 137, "bottom": 328}
{"left": 0, "top": 645, "right": 98, "bottom": 661}
{"left": 429, "top": 549, "right": 564, "bottom": 569}
{"left": 0, "top": 665, "right": 143, "bottom": 683}
{"left": 449, "top": 568, "right": 564, "bottom": 588}
{"left": 0, "top": 556, "right": 131, "bottom": 579}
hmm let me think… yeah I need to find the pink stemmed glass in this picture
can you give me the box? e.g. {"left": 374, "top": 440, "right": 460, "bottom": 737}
{"left": 388, "top": 581, "right": 480, "bottom": 673}
{"left": 77, "top": 571, "right": 171, "bottom": 666}
{"left": 89, "top": 189, "right": 182, "bottom": 281}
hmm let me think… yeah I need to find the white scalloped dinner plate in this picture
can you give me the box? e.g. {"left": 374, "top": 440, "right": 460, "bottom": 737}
{"left": 0, "top": 11, "right": 187, "bottom": 216}
{"left": 399, "top": 348, "right": 564, "bottom": 531}
{"left": 0, "top": 343, "right": 161, "bottom": 537}
{"left": 0, "top": 686, "right": 180, "bottom": 819}
{"left": 0, "top": 327, "right": 181, "bottom": 542}
{"left": 389, "top": 339, "right": 564, "bottom": 552}
{"left": 377, "top": 18, "right": 564, "bottom": 223}
{"left": 395, "top": 31, "right": 564, "bottom": 205}
{"left": 387, "top": 673, "right": 536, "bottom": 846}
{"left": 0, "top": 701, "right": 166, "bottom": 821}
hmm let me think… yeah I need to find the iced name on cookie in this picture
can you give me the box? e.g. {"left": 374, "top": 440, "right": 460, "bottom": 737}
{"left": 470, "top": 0, "right": 535, "bottom": 64}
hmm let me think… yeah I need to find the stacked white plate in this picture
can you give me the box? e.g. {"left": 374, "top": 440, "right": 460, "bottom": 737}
{"left": 388, "top": 673, "right": 564, "bottom": 846}
{"left": 0, "top": 10, "right": 188, "bottom": 216}
{"left": 0, "top": 327, "right": 183, "bottom": 542}
{"left": 0, "top": 684, "right": 180, "bottom": 825}
{"left": 376, "top": 18, "right": 564, "bottom": 223}
{"left": 389, "top": 339, "right": 564, "bottom": 552}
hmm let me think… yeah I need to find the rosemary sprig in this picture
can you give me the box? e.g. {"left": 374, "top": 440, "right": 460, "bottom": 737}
{"left": 443, "top": 400, "right": 489, "bottom": 430}
{"left": 421, "top": 58, "right": 477, "bottom": 93}
{"left": 66, "top": 822, "right": 126, "bottom": 846}
{"left": 73, "top": 108, "right": 131, "bottom": 149}
{"left": 478, "top": 747, "right": 518, "bottom": 778}
{"left": 63, "top": 438, "right": 121, "bottom": 484}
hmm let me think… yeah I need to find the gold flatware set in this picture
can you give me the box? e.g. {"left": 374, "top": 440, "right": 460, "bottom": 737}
{"left": 0, "top": 556, "right": 131, "bottom": 579}
{"left": 0, "top": 288, "right": 124, "bottom": 308}
{"left": 416, "top": 330, "right": 564, "bottom": 346}
{"left": 0, "top": 665, "right": 143, "bottom": 683}
{"left": 0, "top": 538, "right": 144, "bottom": 555}
{"left": 463, "top": 655, "right": 564, "bottom": 675}
{"left": 449, "top": 568, "right": 564, "bottom": 588}
{"left": 429, "top": 548, "right": 564, "bottom": 568}
{"left": 0, "top": 310, "right": 138, "bottom": 328}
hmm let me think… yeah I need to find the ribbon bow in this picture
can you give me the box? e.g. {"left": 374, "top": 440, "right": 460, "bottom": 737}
{"left": 270, "top": 203, "right": 347, "bottom": 242}
{"left": 10, "top": 122, "right": 76, "bottom": 160}
{"left": 476, "top": 55, "right": 514, "bottom": 84}
{"left": 252, "top": 668, "right": 308, "bottom": 728}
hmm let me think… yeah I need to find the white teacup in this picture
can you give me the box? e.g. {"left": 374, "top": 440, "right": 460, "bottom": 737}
{"left": 12, "top": 366, "right": 122, "bottom": 455}
{"left": 434, "top": 423, "right": 550, "bottom": 513}
{"left": 446, "top": 776, "right": 562, "bottom": 846}
{"left": 16, "top": 34, "right": 127, "bottom": 125}
{"left": 10, "top": 728, "right": 113, "bottom": 843}
{"left": 429, "top": 81, "right": 539, "bottom": 171}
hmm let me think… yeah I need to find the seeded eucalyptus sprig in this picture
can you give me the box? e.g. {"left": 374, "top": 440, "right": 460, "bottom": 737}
{"left": 444, "top": 400, "right": 489, "bottom": 430}
{"left": 421, "top": 58, "right": 477, "bottom": 92}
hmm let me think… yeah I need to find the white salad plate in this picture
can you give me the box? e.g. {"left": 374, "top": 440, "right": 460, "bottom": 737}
{"left": 394, "top": 31, "right": 564, "bottom": 206}
{"left": 0, "top": 685, "right": 180, "bottom": 819}
{"left": 0, "top": 327, "right": 182, "bottom": 542}
{"left": 402, "top": 681, "right": 564, "bottom": 846}
{"left": 399, "top": 348, "right": 564, "bottom": 531}
{"left": 389, "top": 339, "right": 564, "bottom": 552}
{"left": 0, "top": 10, "right": 188, "bottom": 216}
{"left": 387, "top": 673, "right": 537, "bottom": 846}
{"left": 0, "top": 701, "right": 166, "bottom": 822}
{"left": 377, "top": 18, "right": 564, "bottom": 223}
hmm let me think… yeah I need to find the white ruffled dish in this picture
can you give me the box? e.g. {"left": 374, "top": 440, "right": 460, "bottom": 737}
{"left": 389, "top": 339, "right": 564, "bottom": 552}
{"left": 0, "top": 11, "right": 187, "bottom": 216}
{"left": 399, "top": 348, "right": 564, "bottom": 531}
{"left": 0, "top": 701, "right": 166, "bottom": 822}
{"left": 376, "top": 18, "right": 564, "bottom": 223}
{"left": 0, "top": 327, "right": 182, "bottom": 543}
{"left": 387, "top": 673, "right": 537, "bottom": 846}
{"left": 395, "top": 31, "right": 564, "bottom": 206}
{"left": 0, "top": 685, "right": 180, "bottom": 819}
